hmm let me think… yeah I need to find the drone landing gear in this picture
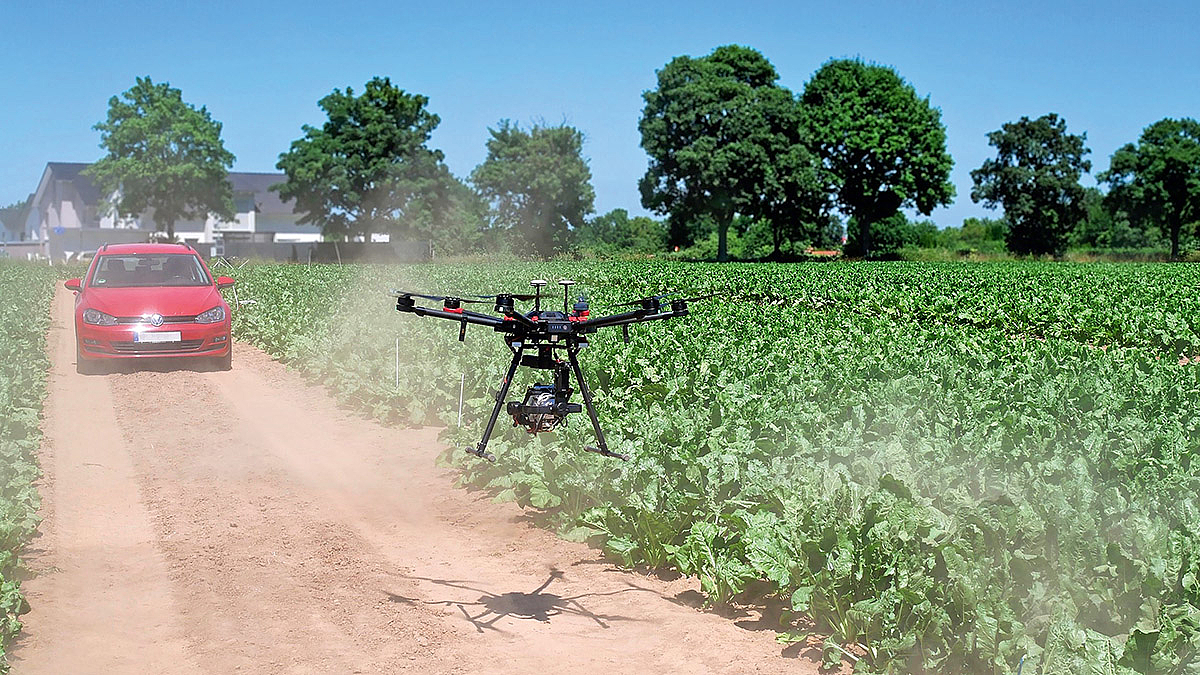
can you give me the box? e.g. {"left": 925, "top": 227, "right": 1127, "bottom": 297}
{"left": 568, "top": 351, "right": 630, "bottom": 461}
{"left": 464, "top": 346, "right": 629, "bottom": 463}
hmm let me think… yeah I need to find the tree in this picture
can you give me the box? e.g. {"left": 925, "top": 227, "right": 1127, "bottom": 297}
{"left": 432, "top": 177, "right": 489, "bottom": 255}
{"left": 756, "top": 144, "right": 829, "bottom": 259}
{"left": 1100, "top": 117, "right": 1200, "bottom": 259}
{"left": 800, "top": 59, "right": 954, "bottom": 258}
{"left": 639, "top": 44, "right": 823, "bottom": 262}
{"left": 970, "top": 113, "right": 1091, "bottom": 257}
{"left": 845, "top": 212, "right": 916, "bottom": 259}
{"left": 275, "top": 77, "right": 475, "bottom": 245}
{"left": 951, "top": 217, "right": 1009, "bottom": 253}
{"left": 86, "top": 77, "right": 235, "bottom": 240}
{"left": 470, "top": 120, "right": 594, "bottom": 257}
{"left": 0, "top": 197, "right": 31, "bottom": 239}
{"left": 1070, "top": 187, "right": 1150, "bottom": 250}
{"left": 575, "top": 208, "right": 667, "bottom": 254}
{"left": 910, "top": 219, "right": 940, "bottom": 248}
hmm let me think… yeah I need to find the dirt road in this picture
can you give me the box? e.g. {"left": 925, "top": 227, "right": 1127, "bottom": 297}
{"left": 13, "top": 288, "right": 824, "bottom": 674}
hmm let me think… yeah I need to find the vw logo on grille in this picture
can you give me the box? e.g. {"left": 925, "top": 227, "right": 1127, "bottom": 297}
{"left": 149, "top": 313, "right": 164, "bottom": 327}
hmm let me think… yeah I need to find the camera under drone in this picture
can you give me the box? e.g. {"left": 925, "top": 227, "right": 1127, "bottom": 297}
{"left": 392, "top": 279, "right": 714, "bottom": 462}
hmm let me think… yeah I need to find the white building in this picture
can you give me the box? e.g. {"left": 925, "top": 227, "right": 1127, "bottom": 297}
{"left": 27, "top": 162, "right": 321, "bottom": 254}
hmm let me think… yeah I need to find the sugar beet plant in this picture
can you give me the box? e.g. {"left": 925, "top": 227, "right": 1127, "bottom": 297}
{"left": 231, "top": 260, "right": 1200, "bottom": 674}
{"left": 0, "top": 260, "right": 59, "bottom": 667}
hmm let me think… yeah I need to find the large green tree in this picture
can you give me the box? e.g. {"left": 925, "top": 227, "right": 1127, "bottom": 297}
{"left": 970, "top": 113, "right": 1091, "bottom": 257}
{"left": 275, "top": 77, "right": 477, "bottom": 246}
{"left": 86, "top": 77, "right": 235, "bottom": 240}
{"left": 639, "top": 44, "right": 822, "bottom": 262}
{"left": 1100, "top": 117, "right": 1200, "bottom": 259}
{"left": 755, "top": 136, "right": 828, "bottom": 260}
{"left": 800, "top": 59, "right": 954, "bottom": 258}
{"left": 470, "top": 120, "right": 594, "bottom": 257}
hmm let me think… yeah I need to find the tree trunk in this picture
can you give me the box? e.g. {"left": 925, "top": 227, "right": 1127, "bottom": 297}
{"left": 717, "top": 221, "right": 729, "bottom": 262}
{"left": 165, "top": 220, "right": 175, "bottom": 242}
{"left": 857, "top": 192, "right": 900, "bottom": 259}
{"left": 1169, "top": 213, "right": 1181, "bottom": 260}
{"left": 1165, "top": 174, "right": 1187, "bottom": 260}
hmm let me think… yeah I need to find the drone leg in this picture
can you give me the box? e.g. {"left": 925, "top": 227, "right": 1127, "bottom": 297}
{"left": 467, "top": 348, "right": 522, "bottom": 462}
{"left": 568, "top": 350, "right": 630, "bottom": 462}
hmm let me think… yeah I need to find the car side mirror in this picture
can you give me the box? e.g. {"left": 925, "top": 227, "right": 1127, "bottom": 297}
{"left": 216, "top": 276, "right": 235, "bottom": 289}
{"left": 65, "top": 278, "right": 82, "bottom": 292}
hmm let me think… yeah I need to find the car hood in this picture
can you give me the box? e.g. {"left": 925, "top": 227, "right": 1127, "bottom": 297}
{"left": 83, "top": 286, "right": 224, "bottom": 318}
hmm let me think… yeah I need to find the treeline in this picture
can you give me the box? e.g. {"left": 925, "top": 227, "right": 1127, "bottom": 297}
{"left": 640, "top": 48, "right": 1200, "bottom": 261}
{"left": 83, "top": 48, "right": 1200, "bottom": 261}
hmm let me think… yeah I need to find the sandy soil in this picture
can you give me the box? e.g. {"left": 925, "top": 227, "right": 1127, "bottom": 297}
{"left": 12, "top": 288, "right": 828, "bottom": 674}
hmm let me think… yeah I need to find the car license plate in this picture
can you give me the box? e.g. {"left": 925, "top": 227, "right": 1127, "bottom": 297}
{"left": 135, "top": 331, "right": 181, "bottom": 343}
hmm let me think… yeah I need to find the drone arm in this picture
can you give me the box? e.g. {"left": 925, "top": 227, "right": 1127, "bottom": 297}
{"left": 403, "top": 304, "right": 505, "bottom": 328}
{"left": 639, "top": 308, "right": 689, "bottom": 323}
{"left": 459, "top": 307, "right": 509, "bottom": 325}
{"left": 498, "top": 306, "right": 540, "bottom": 331}
{"left": 576, "top": 308, "right": 650, "bottom": 330}
{"left": 581, "top": 307, "right": 687, "bottom": 330}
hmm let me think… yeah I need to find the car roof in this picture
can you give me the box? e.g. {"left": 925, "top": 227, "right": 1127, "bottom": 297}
{"left": 97, "top": 243, "right": 200, "bottom": 256}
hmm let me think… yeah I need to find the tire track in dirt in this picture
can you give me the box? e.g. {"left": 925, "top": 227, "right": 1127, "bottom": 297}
{"left": 15, "top": 287, "right": 825, "bottom": 674}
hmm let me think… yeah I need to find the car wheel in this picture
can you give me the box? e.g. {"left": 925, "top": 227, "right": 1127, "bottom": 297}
{"left": 214, "top": 347, "right": 232, "bottom": 371}
{"left": 76, "top": 343, "right": 103, "bottom": 375}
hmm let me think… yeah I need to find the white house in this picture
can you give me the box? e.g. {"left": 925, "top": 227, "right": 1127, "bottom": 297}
{"left": 27, "top": 162, "right": 321, "bottom": 255}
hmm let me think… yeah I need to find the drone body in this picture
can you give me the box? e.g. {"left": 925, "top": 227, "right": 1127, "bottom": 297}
{"left": 393, "top": 279, "right": 711, "bottom": 462}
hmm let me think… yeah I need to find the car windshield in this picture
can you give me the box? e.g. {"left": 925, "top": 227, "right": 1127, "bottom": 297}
{"left": 89, "top": 254, "right": 211, "bottom": 288}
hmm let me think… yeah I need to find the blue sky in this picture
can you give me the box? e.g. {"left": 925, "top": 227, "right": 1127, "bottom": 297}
{"left": 2, "top": 0, "right": 1196, "bottom": 228}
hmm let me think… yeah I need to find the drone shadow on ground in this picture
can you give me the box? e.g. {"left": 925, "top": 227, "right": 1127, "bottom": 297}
{"left": 386, "top": 568, "right": 654, "bottom": 634}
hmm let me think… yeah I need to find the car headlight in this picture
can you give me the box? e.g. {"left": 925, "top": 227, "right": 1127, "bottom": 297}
{"left": 195, "top": 306, "right": 226, "bottom": 324}
{"left": 82, "top": 308, "right": 117, "bottom": 326}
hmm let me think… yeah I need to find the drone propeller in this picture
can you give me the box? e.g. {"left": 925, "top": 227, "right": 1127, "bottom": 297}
{"left": 612, "top": 293, "right": 669, "bottom": 308}
{"left": 611, "top": 291, "right": 722, "bottom": 308}
{"left": 470, "top": 292, "right": 539, "bottom": 302}
{"left": 671, "top": 291, "right": 723, "bottom": 304}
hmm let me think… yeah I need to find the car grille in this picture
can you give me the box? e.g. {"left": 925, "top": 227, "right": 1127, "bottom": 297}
{"left": 110, "top": 339, "right": 206, "bottom": 353}
{"left": 116, "top": 315, "right": 199, "bottom": 325}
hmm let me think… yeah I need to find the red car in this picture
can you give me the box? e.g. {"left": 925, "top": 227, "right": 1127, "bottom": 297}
{"left": 65, "top": 243, "right": 235, "bottom": 374}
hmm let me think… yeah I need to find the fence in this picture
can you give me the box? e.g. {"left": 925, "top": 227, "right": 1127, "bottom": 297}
{"left": 220, "top": 240, "right": 431, "bottom": 263}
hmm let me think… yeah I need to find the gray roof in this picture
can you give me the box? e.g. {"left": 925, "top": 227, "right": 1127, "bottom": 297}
{"left": 46, "top": 162, "right": 103, "bottom": 205}
{"left": 229, "top": 171, "right": 293, "bottom": 215}
{"left": 41, "top": 163, "right": 295, "bottom": 215}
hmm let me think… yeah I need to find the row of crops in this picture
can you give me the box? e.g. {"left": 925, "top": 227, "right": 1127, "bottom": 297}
{"left": 0, "top": 260, "right": 59, "bottom": 666}
{"left": 231, "top": 260, "right": 1200, "bottom": 674}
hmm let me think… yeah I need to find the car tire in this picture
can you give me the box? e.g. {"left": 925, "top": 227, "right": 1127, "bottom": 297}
{"left": 76, "top": 343, "right": 103, "bottom": 375}
{"left": 214, "top": 347, "right": 232, "bottom": 371}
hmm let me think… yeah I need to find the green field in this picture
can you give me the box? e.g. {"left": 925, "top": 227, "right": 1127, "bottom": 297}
{"left": 0, "top": 261, "right": 60, "bottom": 666}
{"left": 230, "top": 260, "right": 1200, "bottom": 674}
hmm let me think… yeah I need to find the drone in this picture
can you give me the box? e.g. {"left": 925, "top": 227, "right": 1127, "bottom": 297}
{"left": 392, "top": 279, "right": 714, "bottom": 463}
